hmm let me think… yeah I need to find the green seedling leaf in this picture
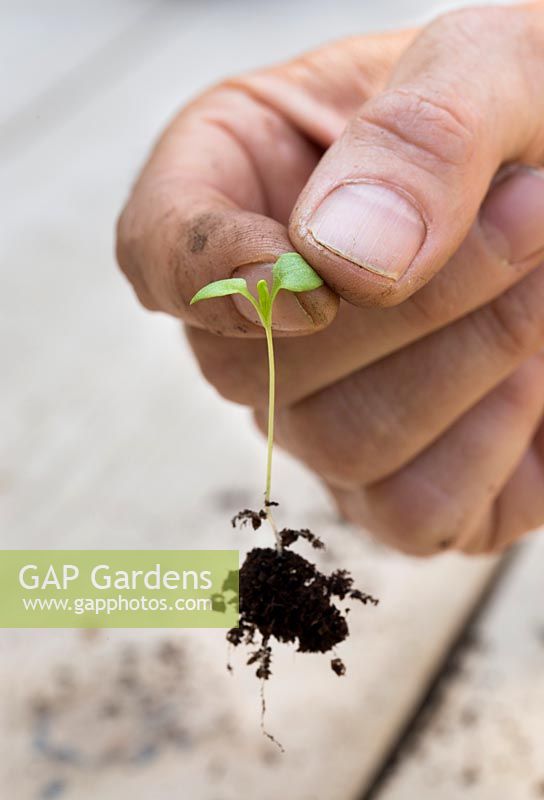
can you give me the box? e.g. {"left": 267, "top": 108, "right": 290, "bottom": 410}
{"left": 256, "top": 279, "right": 271, "bottom": 320}
{"left": 272, "top": 252, "right": 323, "bottom": 298}
{"left": 190, "top": 278, "right": 253, "bottom": 305}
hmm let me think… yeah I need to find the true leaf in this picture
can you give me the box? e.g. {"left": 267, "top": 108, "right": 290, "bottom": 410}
{"left": 272, "top": 252, "right": 323, "bottom": 296}
{"left": 256, "top": 279, "right": 271, "bottom": 320}
{"left": 190, "top": 278, "right": 251, "bottom": 305}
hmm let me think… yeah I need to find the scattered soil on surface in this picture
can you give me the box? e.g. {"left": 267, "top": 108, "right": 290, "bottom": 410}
{"left": 27, "top": 638, "right": 192, "bottom": 798}
{"left": 368, "top": 629, "right": 488, "bottom": 791}
{"left": 226, "top": 506, "right": 378, "bottom": 679}
{"left": 460, "top": 766, "right": 480, "bottom": 787}
{"left": 459, "top": 707, "right": 479, "bottom": 728}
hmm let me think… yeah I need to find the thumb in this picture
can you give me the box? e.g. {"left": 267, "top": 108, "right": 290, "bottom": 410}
{"left": 289, "top": 4, "right": 544, "bottom": 307}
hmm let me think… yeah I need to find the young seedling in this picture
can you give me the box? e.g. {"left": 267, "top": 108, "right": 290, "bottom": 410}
{"left": 191, "top": 252, "right": 322, "bottom": 552}
{"left": 191, "top": 253, "right": 378, "bottom": 738}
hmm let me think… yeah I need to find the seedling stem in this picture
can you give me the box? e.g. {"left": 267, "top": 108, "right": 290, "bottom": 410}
{"left": 190, "top": 253, "right": 323, "bottom": 554}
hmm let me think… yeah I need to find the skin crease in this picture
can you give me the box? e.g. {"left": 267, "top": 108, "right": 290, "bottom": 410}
{"left": 117, "top": 2, "right": 544, "bottom": 557}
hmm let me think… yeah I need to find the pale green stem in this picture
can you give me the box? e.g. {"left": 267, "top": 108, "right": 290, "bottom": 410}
{"left": 246, "top": 287, "right": 282, "bottom": 554}
{"left": 263, "top": 318, "right": 282, "bottom": 554}
{"left": 264, "top": 321, "right": 275, "bottom": 505}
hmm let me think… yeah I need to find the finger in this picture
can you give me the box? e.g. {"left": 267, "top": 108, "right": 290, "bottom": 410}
{"left": 237, "top": 29, "right": 416, "bottom": 147}
{"left": 117, "top": 33, "right": 415, "bottom": 336}
{"left": 188, "top": 167, "right": 544, "bottom": 407}
{"left": 117, "top": 83, "right": 337, "bottom": 336}
{"left": 330, "top": 356, "right": 544, "bottom": 556}
{"left": 290, "top": 4, "right": 544, "bottom": 307}
{"left": 271, "top": 261, "right": 544, "bottom": 488}
{"left": 460, "top": 418, "right": 544, "bottom": 553}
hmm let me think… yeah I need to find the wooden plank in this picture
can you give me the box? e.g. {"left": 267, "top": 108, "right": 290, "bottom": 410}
{"left": 0, "top": 0, "right": 159, "bottom": 126}
{"left": 374, "top": 535, "right": 544, "bottom": 800}
{"left": 0, "top": 0, "right": 207, "bottom": 160}
{"left": 0, "top": 1, "right": 510, "bottom": 798}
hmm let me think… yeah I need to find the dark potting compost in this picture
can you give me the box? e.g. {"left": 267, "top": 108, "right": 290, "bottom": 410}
{"left": 226, "top": 507, "right": 379, "bottom": 680}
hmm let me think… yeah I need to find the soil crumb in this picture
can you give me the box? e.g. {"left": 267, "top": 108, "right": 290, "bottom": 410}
{"left": 330, "top": 658, "right": 346, "bottom": 676}
{"left": 231, "top": 508, "right": 266, "bottom": 530}
{"left": 280, "top": 528, "right": 324, "bottom": 550}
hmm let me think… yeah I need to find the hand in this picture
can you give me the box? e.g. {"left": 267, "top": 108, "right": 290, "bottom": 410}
{"left": 117, "top": 3, "right": 544, "bottom": 556}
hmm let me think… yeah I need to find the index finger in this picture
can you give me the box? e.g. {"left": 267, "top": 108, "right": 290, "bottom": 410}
{"left": 116, "top": 82, "right": 338, "bottom": 337}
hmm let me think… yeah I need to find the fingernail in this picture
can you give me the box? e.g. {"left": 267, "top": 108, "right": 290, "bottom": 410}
{"left": 480, "top": 167, "right": 544, "bottom": 263}
{"left": 231, "top": 263, "right": 316, "bottom": 331}
{"left": 308, "top": 182, "right": 426, "bottom": 280}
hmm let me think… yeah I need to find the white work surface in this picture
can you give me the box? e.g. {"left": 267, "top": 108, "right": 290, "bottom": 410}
{"left": 0, "top": 2, "right": 540, "bottom": 799}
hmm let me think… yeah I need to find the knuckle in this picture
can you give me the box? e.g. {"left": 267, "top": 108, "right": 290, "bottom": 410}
{"left": 494, "top": 366, "right": 539, "bottom": 416}
{"left": 116, "top": 207, "right": 159, "bottom": 312}
{"left": 370, "top": 492, "right": 429, "bottom": 553}
{"left": 278, "top": 380, "right": 412, "bottom": 487}
{"left": 356, "top": 86, "right": 480, "bottom": 170}
{"left": 427, "top": 6, "right": 521, "bottom": 64}
{"left": 330, "top": 485, "right": 441, "bottom": 557}
{"left": 366, "top": 476, "right": 463, "bottom": 556}
{"left": 431, "top": 5, "right": 526, "bottom": 46}
{"left": 279, "top": 403, "right": 363, "bottom": 488}
{"left": 476, "top": 287, "right": 543, "bottom": 361}
{"left": 430, "top": 6, "right": 497, "bottom": 41}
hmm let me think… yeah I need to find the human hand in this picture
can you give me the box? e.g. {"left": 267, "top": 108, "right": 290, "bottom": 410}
{"left": 117, "top": 3, "right": 544, "bottom": 555}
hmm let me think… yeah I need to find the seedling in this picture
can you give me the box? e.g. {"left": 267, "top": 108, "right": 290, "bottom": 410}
{"left": 191, "top": 253, "right": 378, "bottom": 741}
{"left": 191, "top": 253, "right": 322, "bottom": 551}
